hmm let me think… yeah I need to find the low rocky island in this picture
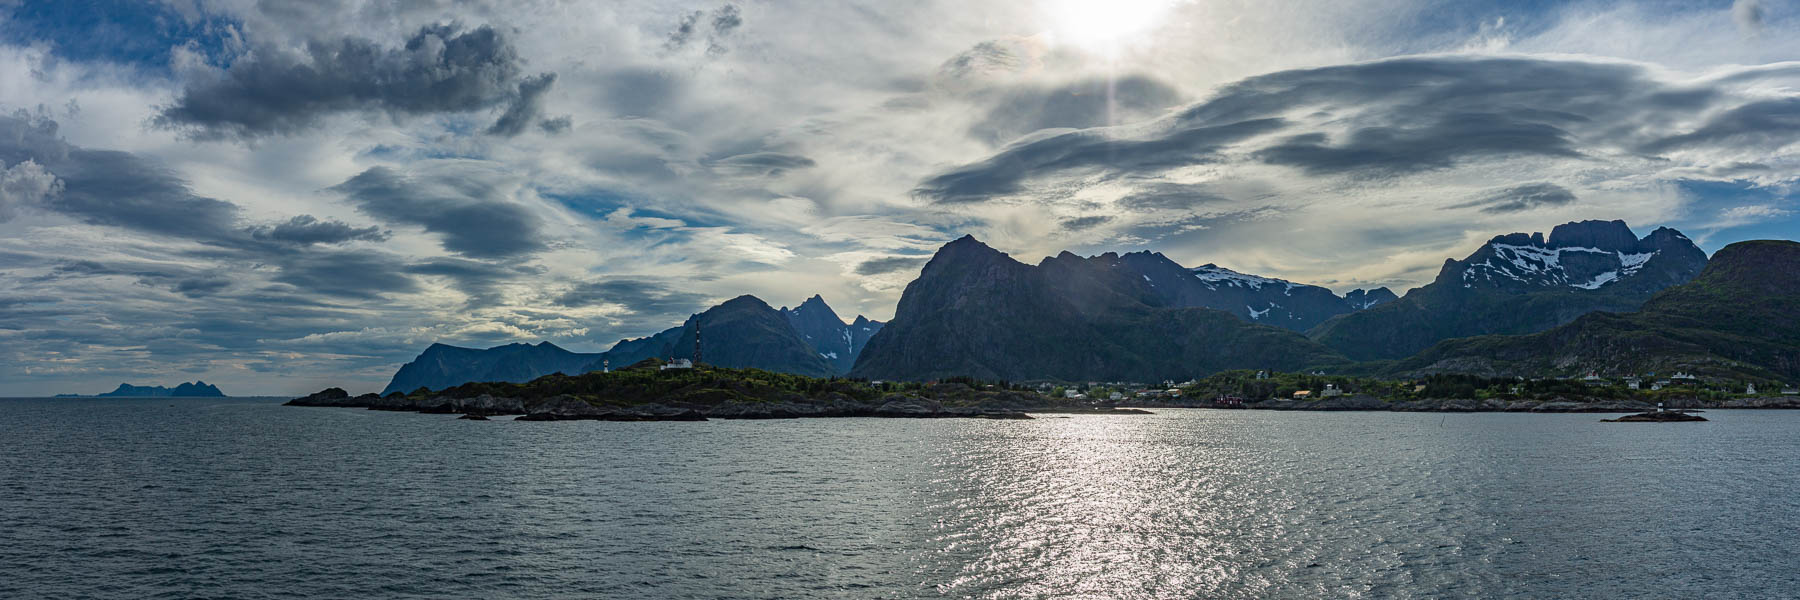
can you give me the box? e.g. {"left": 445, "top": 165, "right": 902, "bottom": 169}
{"left": 288, "top": 360, "right": 1148, "bottom": 421}
{"left": 1602, "top": 410, "right": 1709, "bottom": 422}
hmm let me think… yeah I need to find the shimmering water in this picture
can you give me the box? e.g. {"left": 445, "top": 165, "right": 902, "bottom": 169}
{"left": 3, "top": 398, "right": 1798, "bottom": 599}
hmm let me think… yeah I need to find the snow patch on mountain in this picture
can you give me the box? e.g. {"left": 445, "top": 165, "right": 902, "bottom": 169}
{"left": 1193, "top": 264, "right": 1297, "bottom": 293}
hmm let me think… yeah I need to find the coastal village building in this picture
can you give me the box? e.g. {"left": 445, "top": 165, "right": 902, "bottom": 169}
{"left": 1292, "top": 390, "right": 1313, "bottom": 399}
{"left": 1321, "top": 384, "right": 1343, "bottom": 398}
{"left": 660, "top": 358, "right": 694, "bottom": 370}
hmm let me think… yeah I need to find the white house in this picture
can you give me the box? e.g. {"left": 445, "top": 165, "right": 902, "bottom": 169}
{"left": 660, "top": 358, "right": 694, "bottom": 370}
{"left": 1320, "top": 384, "right": 1343, "bottom": 398}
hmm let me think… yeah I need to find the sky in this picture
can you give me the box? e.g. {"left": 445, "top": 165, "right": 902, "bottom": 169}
{"left": 0, "top": 0, "right": 1796, "bottom": 396}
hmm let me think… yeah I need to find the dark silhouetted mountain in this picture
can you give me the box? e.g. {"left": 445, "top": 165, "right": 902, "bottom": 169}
{"left": 850, "top": 236, "right": 1345, "bottom": 382}
{"left": 780, "top": 295, "right": 885, "bottom": 374}
{"left": 1309, "top": 220, "right": 1707, "bottom": 360}
{"left": 1111, "top": 251, "right": 1390, "bottom": 331}
{"left": 382, "top": 342, "right": 600, "bottom": 395}
{"left": 1392, "top": 240, "right": 1800, "bottom": 381}
{"left": 90, "top": 381, "right": 225, "bottom": 397}
{"left": 582, "top": 295, "right": 836, "bottom": 378}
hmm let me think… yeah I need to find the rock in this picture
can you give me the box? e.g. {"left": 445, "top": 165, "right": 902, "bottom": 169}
{"left": 285, "top": 387, "right": 357, "bottom": 407}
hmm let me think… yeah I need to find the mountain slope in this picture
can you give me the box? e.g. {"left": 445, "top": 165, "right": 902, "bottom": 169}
{"left": 850, "top": 236, "right": 1345, "bottom": 382}
{"left": 1309, "top": 220, "right": 1707, "bottom": 360}
{"left": 581, "top": 295, "right": 837, "bottom": 378}
{"left": 382, "top": 342, "right": 600, "bottom": 395}
{"left": 1391, "top": 240, "right": 1800, "bottom": 381}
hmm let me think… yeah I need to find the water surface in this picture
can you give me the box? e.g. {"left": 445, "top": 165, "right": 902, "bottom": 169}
{"left": 3, "top": 398, "right": 1796, "bottom": 598}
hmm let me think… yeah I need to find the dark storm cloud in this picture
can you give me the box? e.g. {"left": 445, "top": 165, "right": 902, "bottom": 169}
{"left": 1448, "top": 183, "right": 1577, "bottom": 214}
{"left": 923, "top": 56, "right": 1800, "bottom": 203}
{"left": 154, "top": 24, "right": 551, "bottom": 140}
{"left": 853, "top": 256, "right": 927, "bottom": 276}
{"left": 555, "top": 279, "right": 707, "bottom": 316}
{"left": 970, "top": 74, "right": 1183, "bottom": 145}
{"left": 331, "top": 165, "right": 545, "bottom": 259}
{"left": 485, "top": 73, "right": 556, "bottom": 138}
{"left": 914, "top": 118, "right": 1285, "bottom": 203}
{"left": 706, "top": 151, "right": 816, "bottom": 176}
{"left": 248, "top": 215, "right": 390, "bottom": 245}
{"left": 1060, "top": 215, "right": 1113, "bottom": 231}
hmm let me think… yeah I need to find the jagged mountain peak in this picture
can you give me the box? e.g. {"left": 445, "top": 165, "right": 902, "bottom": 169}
{"left": 1546, "top": 219, "right": 1637, "bottom": 251}
{"left": 1454, "top": 220, "right": 1703, "bottom": 292}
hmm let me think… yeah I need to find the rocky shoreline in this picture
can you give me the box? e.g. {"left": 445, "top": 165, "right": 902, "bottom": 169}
{"left": 1127, "top": 395, "right": 1800, "bottom": 412}
{"left": 286, "top": 387, "right": 1151, "bottom": 421}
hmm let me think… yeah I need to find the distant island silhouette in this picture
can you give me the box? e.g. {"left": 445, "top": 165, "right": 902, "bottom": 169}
{"left": 55, "top": 382, "right": 226, "bottom": 398}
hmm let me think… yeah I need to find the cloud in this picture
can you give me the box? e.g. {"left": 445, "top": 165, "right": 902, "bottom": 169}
{"left": 486, "top": 72, "right": 557, "bottom": 138}
{"left": 154, "top": 24, "right": 549, "bottom": 140}
{"left": 331, "top": 164, "right": 546, "bottom": 259}
{"left": 665, "top": 10, "right": 704, "bottom": 51}
{"left": 268, "top": 249, "right": 420, "bottom": 300}
{"left": 914, "top": 118, "right": 1285, "bottom": 202}
{"left": 1641, "top": 98, "right": 1800, "bottom": 154}
{"left": 0, "top": 159, "right": 61, "bottom": 222}
{"left": 1447, "top": 182, "right": 1578, "bottom": 214}
{"left": 1115, "top": 183, "right": 1234, "bottom": 211}
{"left": 555, "top": 278, "right": 708, "bottom": 317}
{"left": 853, "top": 256, "right": 927, "bottom": 276}
{"left": 919, "top": 55, "right": 1800, "bottom": 207}
{"left": 406, "top": 257, "right": 538, "bottom": 308}
{"left": 706, "top": 151, "right": 816, "bottom": 176}
{"left": 662, "top": 4, "right": 742, "bottom": 56}
{"left": 1060, "top": 215, "right": 1113, "bottom": 230}
{"left": 1733, "top": 0, "right": 1764, "bottom": 32}
{"left": 247, "top": 214, "right": 390, "bottom": 245}
{"left": 970, "top": 74, "right": 1184, "bottom": 145}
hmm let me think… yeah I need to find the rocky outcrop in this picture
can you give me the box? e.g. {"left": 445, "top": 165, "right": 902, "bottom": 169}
{"left": 1603, "top": 411, "right": 1708, "bottom": 422}
{"left": 284, "top": 381, "right": 1140, "bottom": 421}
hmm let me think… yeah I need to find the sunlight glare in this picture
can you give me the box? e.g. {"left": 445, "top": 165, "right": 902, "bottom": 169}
{"left": 1048, "top": 0, "right": 1176, "bottom": 54}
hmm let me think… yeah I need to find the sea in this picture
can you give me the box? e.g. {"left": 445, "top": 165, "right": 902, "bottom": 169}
{"left": 2, "top": 397, "right": 1797, "bottom": 599}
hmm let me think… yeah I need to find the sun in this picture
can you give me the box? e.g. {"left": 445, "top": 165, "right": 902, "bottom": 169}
{"left": 1047, "top": 0, "right": 1176, "bottom": 54}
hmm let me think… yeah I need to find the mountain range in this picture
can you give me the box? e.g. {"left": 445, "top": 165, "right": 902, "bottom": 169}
{"left": 1391, "top": 240, "right": 1800, "bottom": 382}
{"left": 375, "top": 218, "right": 1793, "bottom": 389}
{"left": 382, "top": 295, "right": 883, "bottom": 394}
{"left": 1309, "top": 220, "right": 1708, "bottom": 360}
